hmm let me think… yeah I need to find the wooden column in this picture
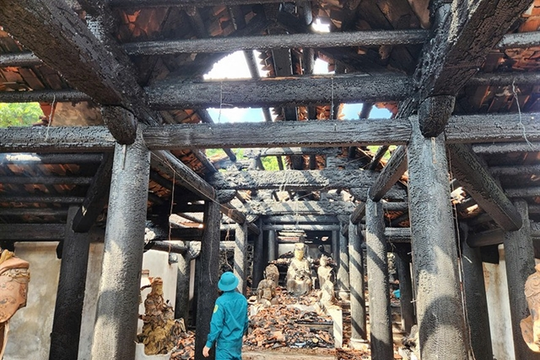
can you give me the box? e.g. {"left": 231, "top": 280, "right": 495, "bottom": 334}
{"left": 338, "top": 223, "right": 350, "bottom": 299}
{"left": 461, "top": 231, "right": 493, "bottom": 360}
{"left": 175, "top": 247, "right": 191, "bottom": 324}
{"left": 504, "top": 199, "right": 540, "bottom": 360}
{"left": 91, "top": 128, "right": 150, "bottom": 360}
{"left": 332, "top": 230, "right": 339, "bottom": 268}
{"left": 365, "top": 198, "right": 393, "bottom": 360}
{"left": 268, "top": 230, "right": 277, "bottom": 261}
{"left": 234, "top": 221, "right": 248, "bottom": 294}
{"left": 252, "top": 218, "right": 265, "bottom": 289}
{"left": 49, "top": 206, "right": 91, "bottom": 360}
{"left": 349, "top": 221, "right": 367, "bottom": 345}
{"left": 394, "top": 247, "right": 415, "bottom": 334}
{"left": 407, "top": 116, "right": 468, "bottom": 359}
{"left": 194, "top": 201, "right": 221, "bottom": 360}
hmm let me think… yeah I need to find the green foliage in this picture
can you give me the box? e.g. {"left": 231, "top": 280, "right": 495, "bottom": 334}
{"left": 260, "top": 156, "right": 279, "bottom": 171}
{"left": 0, "top": 103, "right": 43, "bottom": 127}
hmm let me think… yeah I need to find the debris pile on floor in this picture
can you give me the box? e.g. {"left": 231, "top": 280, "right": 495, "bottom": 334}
{"left": 245, "top": 288, "right": 334, "bottom": 350}
{"left": 170, "top": 330, "right": 195, "bottom": 360}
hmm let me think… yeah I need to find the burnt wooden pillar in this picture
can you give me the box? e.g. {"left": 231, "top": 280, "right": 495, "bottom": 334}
{"left": 91, "top": 127, "right": 150, "bottom": 360}
{"left": 332, "top": 230, "right": 339, "bottom": 268}
{"left": 460, "top": 224, "right": 493, "bottom": 360}
{"left": 194, "top": 200, "right": 221, "bottom": 360}
{"left": 394, "top": 246, "right": 415, "bottom": 334}
{"left": 253, "top": 218, "right": 265, "bottom": 289}
{"left": 49, "top": 206, "right": 91, "bottom": 360}
{"left": 268, "top": 229, "right": 277, "bottom": 261}
{"left": 365, "top": 198, "right": 393, "bottom": 360}
{"left": 407, "top": 116, "right": 468, "bottom": 359}
{"left": 234, "top": 221, "right": 248, "bottom": 294}
{"left": 175, "top": 243, "right": 191, "bottom": 323}
{"left": 504, "top": 199, "right": 540, "bottom": 360}
{"left": 349, "top": 221, "right": 367, "bottom": 346}
{"left": 338, "top": 223, "right": 350, "bottom": 299}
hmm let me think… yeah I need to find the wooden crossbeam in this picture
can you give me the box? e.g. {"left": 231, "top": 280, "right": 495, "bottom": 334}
{"left": 123, "top": 29, "right": 429, "bottom": 55}
{"left": 146, "top": 74, "right": 413, "bottom": 108}
{"left": 2, "top": 113, "right": 540, "bottom": 152}
{"left": 243, "top": 200, "right": 356, "bottom": 216}
{"left": 448, "top": 143, "right": 522, "bottom": 231}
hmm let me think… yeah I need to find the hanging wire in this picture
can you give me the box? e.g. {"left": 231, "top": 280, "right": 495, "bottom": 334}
{"left": 448, "top": 152, "right": 478, "bottom": 360}
{"left": 511, "top": 80, "right": 534, "bottom": 149}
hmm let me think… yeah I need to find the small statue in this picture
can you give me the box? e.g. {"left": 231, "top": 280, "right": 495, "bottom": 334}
{"left": 256, "top": 270, "right": 277, "bottom": 307}
{"left": 317, "top": 256, "right": 338, "bottom": 312}
{"left": 286, "top": 243, "right": 313, "bottom": 296}
{"left": 138, "top": 277, "right": 185, "bottom": 355}
{"left": 317, "top": 255, "right": 333, "bottom": 289}
{"left": 264, "top": 263, "right": 280, "bottom": 288}
{"left": 0, "top": 249, "right": 30, "bottom": 359}
{"left": 521, "top": 264, "right": 540, "bottom": 352}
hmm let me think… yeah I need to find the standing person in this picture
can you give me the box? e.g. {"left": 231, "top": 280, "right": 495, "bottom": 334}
{"left": 202, "top": 272, "right": 248, "bottom": 360}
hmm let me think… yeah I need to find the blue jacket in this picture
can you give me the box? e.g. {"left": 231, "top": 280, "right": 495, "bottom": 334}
{"left": 205, "top": 290, "right": 248, "bottom": 352}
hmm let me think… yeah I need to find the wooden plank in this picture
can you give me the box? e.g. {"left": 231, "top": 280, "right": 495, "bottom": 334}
{"left": 448, "top": 143, "right": 522, "bottom": 231}
{"left": 262, "top": 224, "right": 340, "bottom": 231}
{"left": 110, "top": 0, "right": 285, "bottom": 6}
{"left": 368, "top": 145, "right": 407, "bottom": 201}
{"left": 72, "top": 153, "right": 114, "bottom": 232}
{"left": 146, "top": 74, "right": 413, "bottom": 108}
{"left": 243, "top": 200, "right": 356, "bottom": 216}
{"left": 209, "top": 169, "right": 381, "bottom": 190}
{"left": 2, "top": 112, "right": 540, "bottom": 153}
{"left": 264, "top": 215, "right": 338, "bottom": 224}
{"left": 124, "top": 29, "right": 429, "bottom": 55}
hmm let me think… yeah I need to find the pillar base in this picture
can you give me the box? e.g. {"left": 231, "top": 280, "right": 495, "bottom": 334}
{"left": 349, "top": 338, "right": 369, "bottom": 351}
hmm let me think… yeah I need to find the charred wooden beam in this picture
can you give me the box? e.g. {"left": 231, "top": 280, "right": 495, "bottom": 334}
{"left": 416, "top": 0, "right": 532, "bottom": 99}
{"left": 197, "top": 109, "right": 237, "bottom": 161}
{"left": 0, "top": 176, "right": 93, "bottom": 185}
{"left": 144, "top": 241, "right": 188, "bottom": 254}
{"left": 72, "top": 153, "right": 113, "bottom": 232}
{"left": 209, "top": 169, "right": 389, "bottom": 191}
{"left": 0, "top": 0, "right": 159, "bottom": 143}
{"left": 497, "top": 30, "right": 540, "bottom": 49}
{"left": 0, "top": 153, "right": 104, "bottom": 164}
{"left": 264, "top": 215, "right": 338, "bottom": 224}
{"left": 143, "top": 119, "right": 411, "bottom": 149}
{"left": 0, "top": 51, "right": 41, "bottom": 67}
{"left": 243, "top": 200, "right": 356, "bottom": 216}
{"left": 124, "top": 29, "right": 429, "bottom": 56}
{"left": 448, "top": 143, "right": 522, "bottom": 231}
{"left": 473, "top": 142, "right": 540, "bottom": 154}
{"left": 0, "top": 196, "right": 85, "bottom": 204}
{"left": 147, "top": 74, "right": 413, "bottom": 108}
{"left": 0, "top": 224, "right": 104, "bottom": 241}
{"left": 151, "top": 150, "right": 216, "bottom": 201}
{"left": 505, "top": 187, "right": 540, "bottom": 198}
{"left": 220, "top": 203, "right": 260, "bottom": 235}
{"left": 110, "top": 0, "right": 284, "bottom": 6}
{"left": 2, "top": 112, "right": 540, "bottom": 152}
{"left": 0, "top": 90, "right": 91, "bottom": 103}
{"left": 0, "top": 208, "right": 69, "bottom": 217}
{"left": 414, "top": 0, "right": 531, "bottom": 136}
{"left": 262, "top": 224, "right": 341, "bottom": 231}
{"left": 489, "top": 164, "right": 540, "bottom": 176}
{"left": 368, "top": 146, "right": 407, "bottom": 201}
{"left": 350, "top": 203, "right": 366, "bottom": 225}
{"left": 260, "top": 148, "right": 337, "bottom": 157}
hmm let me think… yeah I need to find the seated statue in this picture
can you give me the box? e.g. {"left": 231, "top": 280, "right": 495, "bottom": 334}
{"left": 264, "top": 263, "right": 280, "bottom": 288}
{"left": 286, "top": 243, "right": 312, "bottom": 296}
{"left": 0, "top": 249, "right": 30, "bottom": 359}
{"left": 138, "top": 277, "right": 185, "bottom": 355}
{"left": 521, "top": 264, "right": 540, "bottom": 352}
{"left": 256, "top": 270, "right": 277, "bottom": 307}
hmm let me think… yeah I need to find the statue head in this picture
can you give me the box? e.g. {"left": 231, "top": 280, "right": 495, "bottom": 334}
{"left": 294, "top": 243, "right": 306, "bottom": 261}
{"left": 320, "top": 255, "right": 329, "bottom": 267}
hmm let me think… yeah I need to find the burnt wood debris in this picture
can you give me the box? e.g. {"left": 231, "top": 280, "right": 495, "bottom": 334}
{"left": 1, "top": 0, "right": 540, "bottom": 359}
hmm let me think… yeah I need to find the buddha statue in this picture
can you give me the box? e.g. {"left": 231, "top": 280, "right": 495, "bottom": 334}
{"left": 256, "top": 268, "right": 277, "bottom": 307}
{"left": 286, "top": 243, "right": 312, "bottom": 296}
